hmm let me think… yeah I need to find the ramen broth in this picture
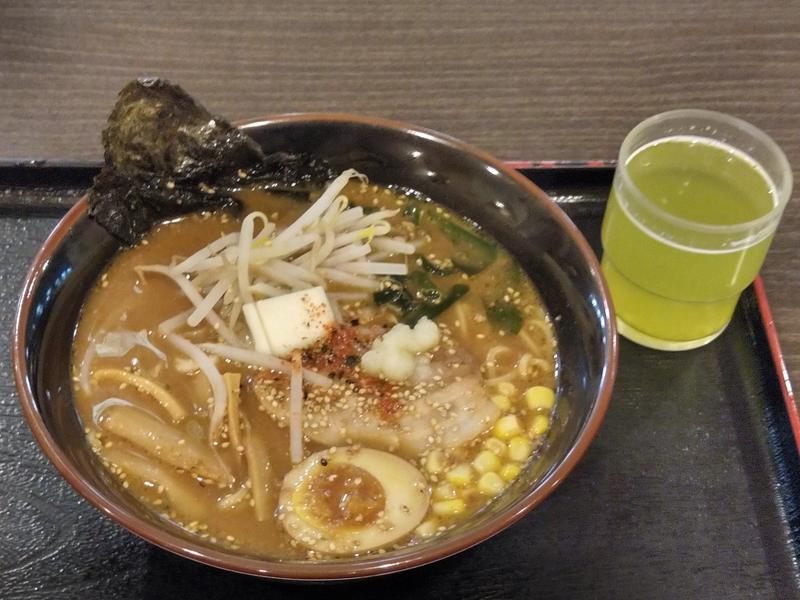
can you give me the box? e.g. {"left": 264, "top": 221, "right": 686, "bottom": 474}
{"left": 73, "top": 178, "right": 557, "bottom": 559}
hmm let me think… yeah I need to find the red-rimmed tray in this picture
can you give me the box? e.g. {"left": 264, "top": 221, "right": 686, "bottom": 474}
{"left": 0, "top": 161, "right": 797, "bottom": 599}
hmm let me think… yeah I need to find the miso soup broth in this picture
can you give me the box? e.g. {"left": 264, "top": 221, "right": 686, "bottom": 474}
{"left": 73, "top": 172, "right": 557, "bottom": 559}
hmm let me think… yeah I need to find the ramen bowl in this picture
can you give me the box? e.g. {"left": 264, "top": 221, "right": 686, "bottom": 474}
{"left": 12, "top": 114, "right": 617, "bottom": 580}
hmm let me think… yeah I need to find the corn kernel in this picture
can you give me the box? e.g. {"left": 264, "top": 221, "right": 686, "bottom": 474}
{"left": 415, "top": 520, "right": 438, "bottom": 538}
{"left": 496, "top": 382, "right": 517, "bottom": 396}
{"left": 432, "top": 498, "right": 466, "bottom": 517}
{"left": 433, "top": 483, "right": 458, "bottom": 500}
{"left": 445, "top": 463, "right": 472, "bottom": 487}
{"left": 425, "top": 450, "right": 445, "bottom": 474}
{"left": 493, "top": 414, "right": 523, "bottom": 440}
{"left": 477, "top": 472, "right": 506, "bottom": 496}
{"left": 491, "top": 394, "right": 511, "bottom": 411}
{"left": 508, "top": 436, "right": 533, "bottom": 462}
{"left": 525, "top": 386, "right": 555, "bottom": 412}
{"left": 530, "top": 414, "right": 550, "bottom": 437}
{"left": 500, "top": 463, "right": 521, "bottom": 482}
{"left": 483, "top": 437, "right": 507, "bottom": 457}
{"left": 472, "top": 450, "right": 501, "bottom": 474}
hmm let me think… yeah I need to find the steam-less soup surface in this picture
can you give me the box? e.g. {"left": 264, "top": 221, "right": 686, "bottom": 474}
{"left": 73, "top": 174, "right": 557, "bottom": 559}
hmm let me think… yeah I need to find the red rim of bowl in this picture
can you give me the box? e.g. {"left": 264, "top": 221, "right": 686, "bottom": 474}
{"left": 11, "top": 112, "right": 618, "bottom": 580}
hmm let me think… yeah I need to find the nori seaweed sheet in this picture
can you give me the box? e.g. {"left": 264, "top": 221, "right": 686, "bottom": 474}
{"left": 87, "top": 77, "right": 329, "bottom": 244}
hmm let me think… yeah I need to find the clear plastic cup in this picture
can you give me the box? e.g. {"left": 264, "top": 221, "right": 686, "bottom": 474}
{"left": 600, "top": 109, "right": 792, "bottom": 350}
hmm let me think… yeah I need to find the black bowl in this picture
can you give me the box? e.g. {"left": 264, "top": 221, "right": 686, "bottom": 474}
{"left": 13, "top": 113, "right": 617, "bottom": 579}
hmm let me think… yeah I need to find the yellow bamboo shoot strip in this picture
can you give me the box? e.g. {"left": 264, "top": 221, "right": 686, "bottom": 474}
{"left": 217, "top": 485, "right": 249, "bottom": 510}
{"left": 244, "top": 423, "right": 272, "bottom": 522}
{"left": 223, "top": 373, "right": 243, "bottom": 452}
{"left": 101, "top": 446, "right": 207, "bottom": 523}
{"left": 92, "top": 368, "right": 186, "bottom": 422}
{"left": 97, "top": 404, "right": 232, "bottom": 484}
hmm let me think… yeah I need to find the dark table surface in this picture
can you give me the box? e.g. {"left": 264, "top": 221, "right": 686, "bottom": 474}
{"left": 1, "top": 1, "right": 799, "bottom": 597}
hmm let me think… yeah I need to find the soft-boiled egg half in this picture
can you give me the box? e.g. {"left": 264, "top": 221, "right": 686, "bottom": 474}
{"left": 278, "top": 447, "right": 430, "bottom": 554}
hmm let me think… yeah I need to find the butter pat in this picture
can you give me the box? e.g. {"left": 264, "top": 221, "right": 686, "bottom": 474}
{"left": 246, "top": 286, "right": 335, "bottom": 357}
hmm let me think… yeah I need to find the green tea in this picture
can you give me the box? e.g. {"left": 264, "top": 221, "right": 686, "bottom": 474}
{"left": 601, "top": 136, "right": 776, "bottom": 348}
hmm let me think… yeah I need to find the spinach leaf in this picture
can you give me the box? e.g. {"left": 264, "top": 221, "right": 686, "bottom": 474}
{"left": 485, "top": 301, "right": 524, "bottom": 334}
{"left": 402, "top": 284, "right": 470, "bottom": 326}
{"left": 406, "top": 271, "right": 441, "bottom": 303}
{"left": 419, "top": 256, "right": 457, "bottom": 276}
{"left": 438, "top": 219, "right": 497, "bottom": 274}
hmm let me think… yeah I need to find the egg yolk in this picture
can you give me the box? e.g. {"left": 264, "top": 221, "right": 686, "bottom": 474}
{"left": 299, "top": 462, "right": 385, "bottom": 528}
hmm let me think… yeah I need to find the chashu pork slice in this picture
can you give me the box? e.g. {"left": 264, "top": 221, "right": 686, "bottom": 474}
{"left": 256, "top": 376, "right": 499, "bottom": 458}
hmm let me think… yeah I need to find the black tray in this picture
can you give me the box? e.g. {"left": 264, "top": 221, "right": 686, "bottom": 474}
{"left": 1, "top": 161, "right": 798, "bottom": 599}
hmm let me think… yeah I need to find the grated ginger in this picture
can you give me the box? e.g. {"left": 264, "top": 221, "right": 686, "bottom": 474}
{"left": 360, "top": 317, "right": 440, "bottom": 381}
